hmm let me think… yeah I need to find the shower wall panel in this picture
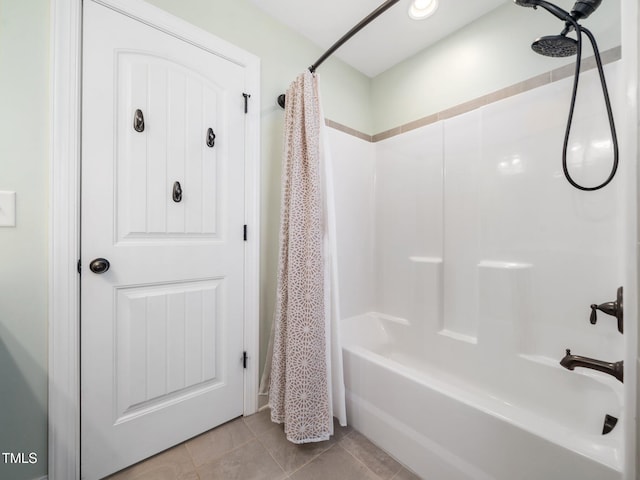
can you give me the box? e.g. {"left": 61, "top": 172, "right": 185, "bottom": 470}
{"left": 365, "top": 61, "right": 623, "bottom": 362}
{"left": 478, "top": 62, "right": 623, "bottom": 360}
{"left": 328, "top": 128, "right": 376, "bottom": 319}
{"left": 374, "top": 124, "right": 444, "bottom": 325}
{"left": 442, "top": 110, "right": 482, "bottom": 340}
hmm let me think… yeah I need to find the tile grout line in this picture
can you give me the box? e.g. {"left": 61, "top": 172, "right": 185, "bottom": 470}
{"left": 186, "top": 420, "right": 259, "bottom": 472}
{"left": 191, "top": 436, "right": 283, "bottom": 478}
{"left": 183, "top": 443, "right": 201, "bottom": 480}
{"left": 249, "top": 414, "right": 351, "bottom": 478}
{"left": 241, "top": 411, "right": 293, "bottom": 476}
{"left": 389, "top": 465, "right": 415, "bottom": 480}
{"left": 255, "top": 434, "right": 286, "bottom": 473}
{"left": 338, "top": 440, "right": 402, "bottom": 480}
{"left": 242, "top": 413, "right": 272, "bottom": 437}
{"left": 287, "top": 422, "right": 357, "bottom": 475}
{"left": 254, "top": 430, "right": 291, "bottom": 478}
{"left": 283, "top": 442, "right": 339, "bottom": 478}
{"left": 178, "top": 441, "right": 202, "bottom": 479}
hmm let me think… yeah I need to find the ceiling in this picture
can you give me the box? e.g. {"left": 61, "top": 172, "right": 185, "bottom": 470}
{"left": 249, "top": 0, "right": 510, "bottom": 77}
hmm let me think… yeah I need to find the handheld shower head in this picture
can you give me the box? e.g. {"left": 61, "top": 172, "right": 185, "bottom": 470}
{"left": 515, "top": 0, "right": 617, "bottom": 192}
{"left": 513, "top": 0, "right": 573, "bottom": 22}
{"left": 515, "top": 0, "right": 603, "bottom": 22}
{"left": 571, "top": 0, "right": 602, "bottom": 20}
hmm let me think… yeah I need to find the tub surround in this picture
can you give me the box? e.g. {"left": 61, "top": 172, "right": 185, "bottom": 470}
{"left": 330, "top": 60, "right": 625, "bottom": 479}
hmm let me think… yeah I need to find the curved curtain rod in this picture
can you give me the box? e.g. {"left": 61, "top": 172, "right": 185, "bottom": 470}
{"left": 277, "top": 0, "right": 402, "bottom": 109}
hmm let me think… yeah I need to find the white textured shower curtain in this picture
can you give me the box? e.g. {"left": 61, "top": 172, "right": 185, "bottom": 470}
{"left": 260, "top": 70, "right": 347, "bottom": 444}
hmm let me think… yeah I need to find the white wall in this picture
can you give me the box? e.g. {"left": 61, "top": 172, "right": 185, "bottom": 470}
{"left": 0, "top": 1, "right": 50, "bottom": 479}
{"left": 371, "top": 0, "right": 621, "bottom": 134}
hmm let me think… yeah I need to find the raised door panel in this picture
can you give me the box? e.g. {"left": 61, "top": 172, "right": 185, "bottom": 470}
{"left": 114, "top": 279, "right": 225, "bottom": 422}
{"left": 116, "top": 53, "right": 225, "bottom": 242}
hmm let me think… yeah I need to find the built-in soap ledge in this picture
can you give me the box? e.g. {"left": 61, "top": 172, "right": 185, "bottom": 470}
{"left": 438, "top": 329, "right": 478, "bottom": 344}
{"left": 409, "top": 256, "right": 443, "bottom": 264}
{"left": 477, "top": 260, "right": 533, "bottom": 269}
{"left": 377, "top": 312, "right": 412, "bottom": 326}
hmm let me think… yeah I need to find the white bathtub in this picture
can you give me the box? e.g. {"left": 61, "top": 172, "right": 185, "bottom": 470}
{"left": 341, "top": 313, "right": 623, "bottom": 480}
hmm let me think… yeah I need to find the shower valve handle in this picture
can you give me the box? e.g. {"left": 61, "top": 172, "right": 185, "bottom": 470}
{"left": 589, "top": 287, "right": 623, "bottom": 334}
{"left": 590, "top": 301, "right": 620, "bottom": 326}
{"left": 589, "top": 304, "right": 598, "bottom": 325}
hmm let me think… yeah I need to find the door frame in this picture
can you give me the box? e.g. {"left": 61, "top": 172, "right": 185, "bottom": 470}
{"left": 49, "top": 1, "right": 261, "bottom": 478}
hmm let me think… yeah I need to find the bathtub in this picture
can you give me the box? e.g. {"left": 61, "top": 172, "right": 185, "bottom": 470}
{"left": 341, "top": 313, "right": 623, "bottom": 480}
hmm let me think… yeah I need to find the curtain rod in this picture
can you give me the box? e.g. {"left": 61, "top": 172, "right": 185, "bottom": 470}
{"left": 277, "top": 0, "right": 401, "bottom": 109}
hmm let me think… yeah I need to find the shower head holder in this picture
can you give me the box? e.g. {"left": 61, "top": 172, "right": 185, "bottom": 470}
{"left": 514, "top": 0, "right": 603, "bottom": 24}
{"left": 513, "top": 0, "right": 573, "bottom": 22}
{"left": 571, "top": 0, "right": 603, "bottom": 20}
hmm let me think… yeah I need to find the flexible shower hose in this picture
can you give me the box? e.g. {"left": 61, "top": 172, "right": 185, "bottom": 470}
{"left": 562, "top": 21, "right": 619, "bottom": 191}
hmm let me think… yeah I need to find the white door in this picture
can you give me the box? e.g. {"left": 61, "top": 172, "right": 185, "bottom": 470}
{"left": 81, "top": 2, "right": 247, "bottom": 478}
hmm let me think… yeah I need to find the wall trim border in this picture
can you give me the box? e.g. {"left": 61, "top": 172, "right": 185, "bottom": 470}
{"left": 326, "top": 46, "right": 621, "bottom": 143}
{"left": 49, "top": 1, "right": 261, "bottom": 479}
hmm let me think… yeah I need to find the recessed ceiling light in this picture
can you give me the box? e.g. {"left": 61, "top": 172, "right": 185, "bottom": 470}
{"left": 408, "top": 0, "right": 439, "bottom": 20}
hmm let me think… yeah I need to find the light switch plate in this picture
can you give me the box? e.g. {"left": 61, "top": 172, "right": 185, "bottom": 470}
{"left": 0, "top": 191, "right": 16, "bottom": 227}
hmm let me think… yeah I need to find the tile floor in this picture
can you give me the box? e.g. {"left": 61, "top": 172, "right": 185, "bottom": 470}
{"left": 106, "top": 408, "right": 421, "bottom": 480}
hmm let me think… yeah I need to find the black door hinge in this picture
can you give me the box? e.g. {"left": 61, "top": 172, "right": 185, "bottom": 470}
{"left": 243, "top": 224, "right": 247, "bottom": 241}
{"left": 242, "top": 93, "right": 251, "bottom": 114}
{"left": 77, "top": 259, "right": 81, "bottom": 274}
{"left": 243, "top": 351, "right": 248, "bottom": 369}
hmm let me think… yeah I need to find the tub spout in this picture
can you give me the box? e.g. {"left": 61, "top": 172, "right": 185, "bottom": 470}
{"left": 560, "top": 349, "right": 623, "bottom": 382}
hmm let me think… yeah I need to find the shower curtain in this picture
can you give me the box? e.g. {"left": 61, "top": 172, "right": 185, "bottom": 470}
{"left": 259, "top": 70, "right": 347, "bottom": 444}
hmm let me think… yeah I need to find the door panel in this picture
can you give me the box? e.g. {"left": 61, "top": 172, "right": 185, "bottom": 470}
{"left": 114, "top": 279, "right": 224, "bottom": 421}
{"left": 116, "top": 52, "right": 225, "bottom": 240}
{"left": 81, "top": 2, "right": 246, "bottom": 478}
